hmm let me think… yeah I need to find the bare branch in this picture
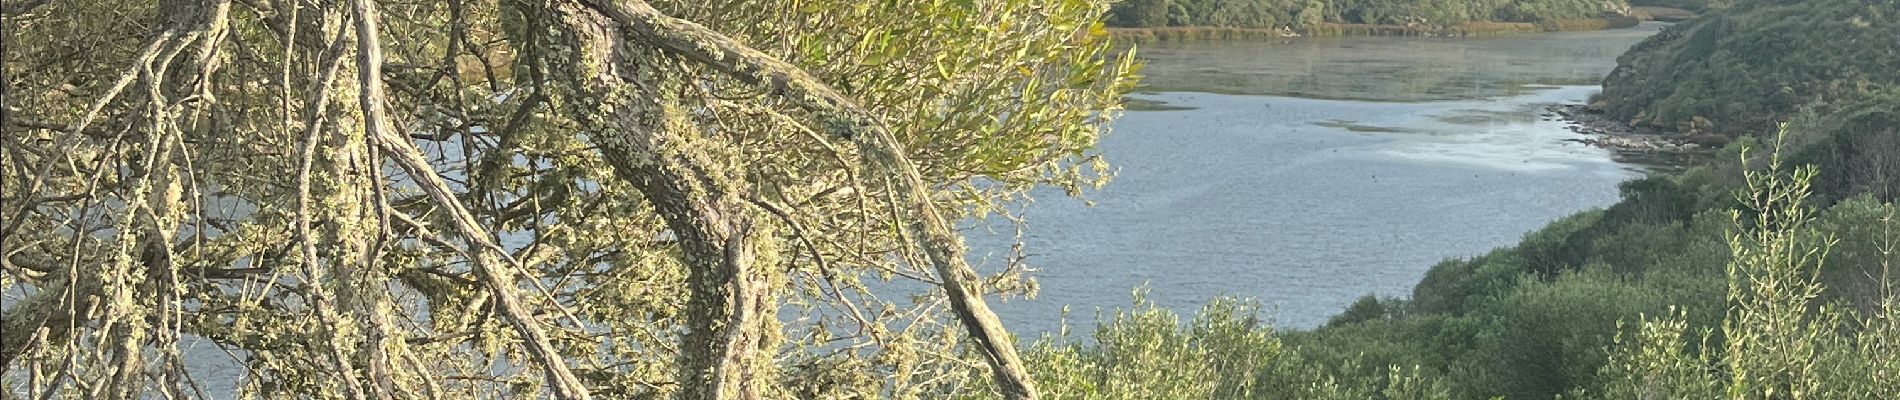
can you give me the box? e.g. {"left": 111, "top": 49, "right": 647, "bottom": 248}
{"left": 353, "top": 1, "right": 591, "bottom": 397}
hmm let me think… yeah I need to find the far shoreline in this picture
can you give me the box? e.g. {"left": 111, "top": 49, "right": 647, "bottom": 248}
{"left": 1108, "top": 7, "right": 1693, "bottom": 43}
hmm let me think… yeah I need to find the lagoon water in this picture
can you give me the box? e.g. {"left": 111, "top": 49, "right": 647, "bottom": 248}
{"left": 967, "top": 23, "right": 1670, "bottom": 334}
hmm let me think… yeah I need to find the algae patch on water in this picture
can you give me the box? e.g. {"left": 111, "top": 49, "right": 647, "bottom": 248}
{"left": 1434, "top": 108, "right": 1542, "bottom": 125}
{"left": 1125, "top": 97, "right": 1198, "bottom": 111}
{"left": 1314, "top": 119, "right": 1413, "bottom": 133}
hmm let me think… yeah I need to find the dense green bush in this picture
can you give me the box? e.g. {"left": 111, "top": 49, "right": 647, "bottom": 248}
{"left": 1274, "top": 118, "right": 1898, "bottom": 398}
{"left": 1784, "top": 88, "right": 1900, "bottom": 203}
{"left": 1811, "top": 196, "right": 1900, "bottom": 312}
{"left": 1326, "top": 295, "right": 1397, "bottom": 327}
{"left": 1256, "top": 144, "right": 1880, "bottom": 400}
{"left": 1587, "top": 144, "right": 1900, "bottom": 400}
{"left": 992, "top": 294, "right": 1452, "bottom": 399}
{"left": 1110, "top": 0, "right": 1176, "bottom": 26}
{"left": 1466, "top": 267, "right": 1717, "bottom": 399}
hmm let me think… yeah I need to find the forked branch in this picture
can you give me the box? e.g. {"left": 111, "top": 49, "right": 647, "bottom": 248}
{"left": 555, "top": 0, "right": 1040, "bottom": 398}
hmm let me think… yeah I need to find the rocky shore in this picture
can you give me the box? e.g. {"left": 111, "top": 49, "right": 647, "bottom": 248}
{"left": 1546, "top": 103, "right": 1715, "bottom": 168}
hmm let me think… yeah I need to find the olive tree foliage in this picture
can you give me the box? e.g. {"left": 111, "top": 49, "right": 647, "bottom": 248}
{"left": 0, "top": 0, "right": 1138, "bottom": 398}
{"left": 1590, "top": 133, "right": 1900, "bottom": 400}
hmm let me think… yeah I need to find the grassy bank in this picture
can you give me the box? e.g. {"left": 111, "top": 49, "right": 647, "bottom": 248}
{"left": 1108, "top": 26, "right": 1300, "bottom": 43}
{"left": 1109, "top": 16, "right": 1640, "bottom": 43}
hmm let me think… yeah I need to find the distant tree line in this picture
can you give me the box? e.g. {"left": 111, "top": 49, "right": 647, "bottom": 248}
{"left": 1107, "top": 0, "right": 1633, "bottom": 28}
{"left": 1628, "top": 0, "right": 1728, "bottom": 12}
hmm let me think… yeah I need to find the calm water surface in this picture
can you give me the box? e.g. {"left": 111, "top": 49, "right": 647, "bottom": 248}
{"left": 969, "top": 23, "right": 1669, "bottom": 334}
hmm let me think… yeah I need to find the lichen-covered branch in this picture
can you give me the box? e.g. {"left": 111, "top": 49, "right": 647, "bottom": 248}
{"left": 294, "top": 4, "right": 371, "bottom": 399}
{"left": 5, "top": 0, "right": 1127, "bottom": 397}
{"left": 553, "top": 1, "right": 1042, "bottom": 398}
{"left": 538, "top": 3, "right": 778, "bottom": 398}
{"left": 353, "top": 0, "right": 592, "bottom": 395}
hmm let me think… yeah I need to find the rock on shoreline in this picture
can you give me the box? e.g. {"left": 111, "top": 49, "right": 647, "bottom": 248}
{"left": 1546, "top": 103, "right": 1713, "bottom": 158}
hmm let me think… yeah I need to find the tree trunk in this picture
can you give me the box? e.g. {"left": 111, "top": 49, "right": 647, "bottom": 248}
{"left": 539, "top": 4, "right": 777, "bottom": 398}
{"left": 599, "top": 104, "right": 776, "bottom": 400}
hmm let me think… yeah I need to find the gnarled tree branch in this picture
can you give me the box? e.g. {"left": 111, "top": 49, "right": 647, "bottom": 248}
{"left": 537, "top": 2, "right": 777, "bottom": 398}
{"left": 551, "top": 1, "right": 1040, "bottom": 398}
